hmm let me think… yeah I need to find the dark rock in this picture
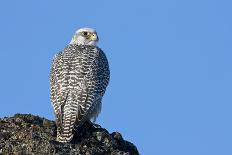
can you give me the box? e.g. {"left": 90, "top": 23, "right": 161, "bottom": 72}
{"left": 0, "top": 114, "right": 139, "bottom": 155}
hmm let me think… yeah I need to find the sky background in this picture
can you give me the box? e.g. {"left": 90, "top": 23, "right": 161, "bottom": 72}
{"left": 0, "top": 0, "right": 232, "bottom": 154}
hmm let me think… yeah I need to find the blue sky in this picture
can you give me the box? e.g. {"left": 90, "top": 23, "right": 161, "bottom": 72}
{"left": 0, "top": 0, "right": 232, "bottom": 154}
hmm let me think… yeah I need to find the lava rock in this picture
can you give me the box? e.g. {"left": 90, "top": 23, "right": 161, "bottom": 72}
{"left": 0, "top": 114, "right": 139, "bottom": 155}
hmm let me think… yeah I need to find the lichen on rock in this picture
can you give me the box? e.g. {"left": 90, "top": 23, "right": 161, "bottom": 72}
{"left": 0, "top": 114, "right": 139, "bottom": 155}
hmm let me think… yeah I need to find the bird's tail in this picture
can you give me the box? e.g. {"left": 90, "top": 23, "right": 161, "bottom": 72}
{"left": 56, "top": 92, "right": 78, "bottom": 143}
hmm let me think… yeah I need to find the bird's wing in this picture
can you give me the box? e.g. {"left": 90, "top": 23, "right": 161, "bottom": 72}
{"left": 50, "top": 52, "right": 67, "bottom": 132}
{"left": 75, "top": 84, "right": 102, "bottom": 127}
{"left": 74, "top": 60, "right": 102, "bottom": 127}
{"left": 75, "top": 48, "right": 110, "bottom": 127}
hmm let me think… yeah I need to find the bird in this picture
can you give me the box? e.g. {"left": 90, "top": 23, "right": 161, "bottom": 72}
{"left": 50, "top": 27, "right": 110, "bottom": 142}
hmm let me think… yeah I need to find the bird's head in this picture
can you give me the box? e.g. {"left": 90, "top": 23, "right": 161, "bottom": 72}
{"left": 70, "top": 27, "right": 99, "bottom": 46}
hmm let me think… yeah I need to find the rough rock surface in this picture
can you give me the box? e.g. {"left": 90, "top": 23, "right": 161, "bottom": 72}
{"left": 0, "top": 114, "right": 139, "bottom": 155}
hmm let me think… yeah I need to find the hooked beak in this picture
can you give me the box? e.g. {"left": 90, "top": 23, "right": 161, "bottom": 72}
{"left": 90, "top": 33, "right": 98, "bottom": 41}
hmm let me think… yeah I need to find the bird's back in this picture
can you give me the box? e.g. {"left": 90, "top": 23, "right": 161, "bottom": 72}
{"left": 50, "top": 44, "right": 110, "bottom": 142}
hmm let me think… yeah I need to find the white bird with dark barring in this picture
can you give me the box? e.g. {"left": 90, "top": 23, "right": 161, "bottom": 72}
{"left": 50, "top": 27, "right": 110, "bottom": 142}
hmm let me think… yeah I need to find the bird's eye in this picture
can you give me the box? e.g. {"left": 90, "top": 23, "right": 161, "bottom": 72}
{"left": 83, "top": 32, "right": 88, "bottom": 36}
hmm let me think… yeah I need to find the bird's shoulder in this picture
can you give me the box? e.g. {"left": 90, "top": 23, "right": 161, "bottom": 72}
{"left": 52, "top": 45, "right": 106, "bottom": 65}
{"left": 63, "top": 45, "right": 105, "bottom": 57}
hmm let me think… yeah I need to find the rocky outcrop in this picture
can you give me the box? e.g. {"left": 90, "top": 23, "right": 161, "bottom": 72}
{"left": 0, "top": 114, "right": 139, "bottom": 155}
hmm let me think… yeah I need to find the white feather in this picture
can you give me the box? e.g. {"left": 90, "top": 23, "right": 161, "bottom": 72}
{"left": 69, "top": 27, "right": 98, "bottom": 46}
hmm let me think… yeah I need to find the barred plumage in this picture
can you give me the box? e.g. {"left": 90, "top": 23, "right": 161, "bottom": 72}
{"left": 50, "top": 42, "right": 110, "bottom": 142}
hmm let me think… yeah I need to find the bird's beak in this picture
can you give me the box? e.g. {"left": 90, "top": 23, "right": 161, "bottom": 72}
{"left": 90, "top": 33, "right": 98, "bottom": 41}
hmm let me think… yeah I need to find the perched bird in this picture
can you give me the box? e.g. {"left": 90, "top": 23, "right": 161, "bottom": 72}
{"left": 50, "top": 28, "right": 110, "bottom": 142}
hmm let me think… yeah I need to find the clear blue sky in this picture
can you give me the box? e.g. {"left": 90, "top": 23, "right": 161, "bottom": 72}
{"left": 0, "top": 0, "right": 232, "bottom": 154}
